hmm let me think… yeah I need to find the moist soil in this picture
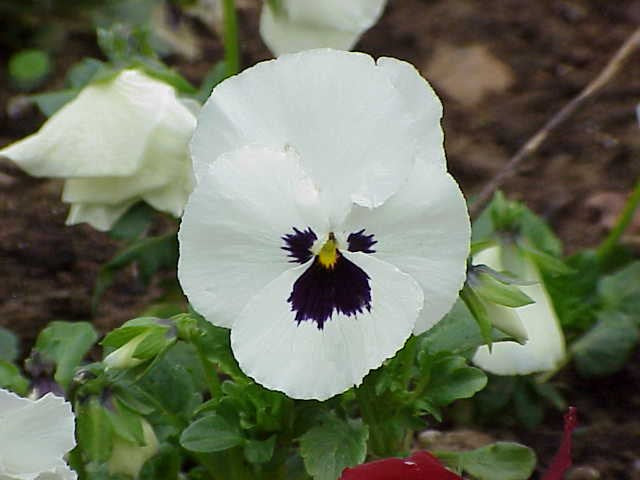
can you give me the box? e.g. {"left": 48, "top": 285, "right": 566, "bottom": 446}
{"left": 1, "top": 1, "right": 639, "bottom": 478}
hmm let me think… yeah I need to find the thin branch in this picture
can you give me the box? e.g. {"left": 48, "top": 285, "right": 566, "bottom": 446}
{"left": 469, "top": 26, "right": 640, "bottom": 219}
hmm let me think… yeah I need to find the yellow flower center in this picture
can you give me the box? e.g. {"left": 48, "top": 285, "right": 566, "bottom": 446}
{"left": 317, "top": 233, "right": 339, "bottom": 269}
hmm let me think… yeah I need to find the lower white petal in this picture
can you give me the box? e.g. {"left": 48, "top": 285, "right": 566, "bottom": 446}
{"left": 178, "top": 145, "right": 328, "bottom": 328}
{"left": 343, "top": 158, "right": 470, "bottom": 335}
{"left": 230, "top": 252, "right": 423, "bottom": 400}
{"left": 472, "top": 247, "right": 566, "bottom": 375}
{"left": 65, "top": 200, "right": 136, "bottom": 231}
{"left": 0, "top": 393, "right": 75, "bottom": 476}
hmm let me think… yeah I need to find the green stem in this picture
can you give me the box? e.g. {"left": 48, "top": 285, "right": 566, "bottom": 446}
{"left": 193, "top": 335, "right": 223, "bottom": 399}
{"left": 222, "top": 0, "right": 240, "bottom": 77}
{"left": 355, "top": 380, "right": 387, "bottom": 457}
{"left": 597, "top": 179, "right": 640, "bottom": 261}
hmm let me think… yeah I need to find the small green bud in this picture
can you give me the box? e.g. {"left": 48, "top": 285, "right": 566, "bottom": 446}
{"left": 108, "top": 418, "right": 159, "bottom": 478}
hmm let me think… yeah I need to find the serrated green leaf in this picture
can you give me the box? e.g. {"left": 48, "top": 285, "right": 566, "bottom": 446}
{"left": 299, "top": 415, "right": 368, "bottom": 480}
{"left": 423, "top": 356, "right": 487, "bottom": 406}
{"left": 244, "top": 436, "right": 276, "bottom": 464}
{"left": 32, "top": 321, "right": 98, "bottom": 389}
{"left": 572, "top": 311, "right": 639, "bottom": 377}
{"left": 180, "top": 413, "right": 243, "bottom": 452}
{"left": 0, "top": 327, "right": 19, "bottom": 362}
{"left": 437, "top": 442, "right": 536, "bottom": 480}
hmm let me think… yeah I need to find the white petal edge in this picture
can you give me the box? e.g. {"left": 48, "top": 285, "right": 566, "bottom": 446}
{"left": 230, "top": 252, "right": 423, "bottom": 400}
{"left": 178, "top": 145, "right": 329, "bottom": 328}
{"left": 342, "top": 157, "right": 470, "bottom": 335}
{"left": 0, "top": 70, "right": 177, "bottom": 178}
{"left": 472, "top": 247, "right": 566, "bottom": 375}
{"left": 191, "top": 49, "right": 422, "bottom": 221}
{"left": 65, "top": 199, "right": 137, "bottom": 231}
{"left": 0, "top": 391, "right": 76, "bottom": 477}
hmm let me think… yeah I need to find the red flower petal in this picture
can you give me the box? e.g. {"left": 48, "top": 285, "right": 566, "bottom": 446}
{"left": 340, "top": 451, "right": 462, "bottom": 480}
{"left": 541, "top": 406, "right": 578, "bottom": 480}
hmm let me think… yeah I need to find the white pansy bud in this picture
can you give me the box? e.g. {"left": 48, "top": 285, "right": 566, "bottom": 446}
{"left": 0, "top": 69, "right": 197, "bottom": 231}
{"left": 0, "top": 389, "right": 77, "bottom": 480}
{"left": 260, "top": 0, "right": 388, "bottom": 56}
{"left": 472, "top": 245, "right": 566, "bottom": 375}
{"left": 108, "top": 419, "right": 159, "bottom": 478}
{"left": 103, "top": 332, "right": 149, "bottom": 370}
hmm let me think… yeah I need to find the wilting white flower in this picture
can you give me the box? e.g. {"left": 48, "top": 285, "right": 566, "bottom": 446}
{"left": 0, "top": 69, "right": 197, "bottom": 231}
{"left": 260, "top": 0, "right": 387, "bottom": 56}
{"left": 472, "top": 245, "right": 566, "bottom": 375}
{"left": 108, "top": 419, "right": 159, "bottom": 478}
{"left": 179, "top": 49, "right": 470, "bottom": 400}
{"left": 0, "top": 388, "right": 76, "bottom": 480}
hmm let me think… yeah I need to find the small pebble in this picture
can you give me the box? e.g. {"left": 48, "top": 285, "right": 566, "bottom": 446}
{"left": 566, "top": 465, "right": 600, "bottom": 480}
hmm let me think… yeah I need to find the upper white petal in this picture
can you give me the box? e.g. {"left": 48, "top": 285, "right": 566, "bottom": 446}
{"left": 472, "top": 247, "right": 566, "bottom": 375}
{"left": 0, "top": 70, "right": 187, "bottom": 179}
{"left": 192, "top": 49, "right": 430, "bottom": 222}
{"left": 0, "top": 391, "right": 76, "bottom": 478}
{"left": 178, "top": 145, "right": 328, "bottom": 328}
{"left": 230, "top": 252, "right": 423, "bottom": 400}
{"left": 342, "top": 157, "right": 470, "bottom": 335}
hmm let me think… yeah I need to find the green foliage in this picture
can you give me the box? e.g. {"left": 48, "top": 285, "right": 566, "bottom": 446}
{"left": 0, "top": 361, "right": 29, "bottom": 394}
{"left": 180, "top": 413, "right": 244, "bottom": 452}
{"left": 29, "top": 321, "right": 98, "bottom": 390}
{"left": 437, "top": 442, "right": 536, "bottom": 480}
{"left": 299, "top": 415, "right": 368, "bottom": 480}
{"left": 76, "top": 398, "right": 114, "bottom": 463}
{"left": 107, "top": 202, "right": 156, "bottom": 241}
{"left": 0, "top": 327, "right": 19, "bottom": 362}
{"left": 93, "top": 233, "right": 178, "bottom": 310}
{"left": 9, "top": 49, "right": 51, "bottom": 90}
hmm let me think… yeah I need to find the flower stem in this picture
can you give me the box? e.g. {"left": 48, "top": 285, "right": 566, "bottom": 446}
{"left": 193, "top": 334, "right": 223, "bottom": 399}
{"left": 222, "top": 0, "right": 240, "bottom": 77}
{"left": 596, "top": 179, "right": 640, "bottom": 261}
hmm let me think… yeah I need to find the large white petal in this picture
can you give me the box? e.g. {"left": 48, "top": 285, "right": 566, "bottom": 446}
{"left": 230, "top": 252, "right": 423, "bottom": 400}
{"left": 472, "top": 247, "right": 566, "bottom": 375}
{"left": 260, "top": 4, "right": 363, "bottom": 56}
{"left": 376, "top": 57, "right": 445, "bottom": 169}
{"left": 192, "top": 49, "right": 422, "bottom": 222}
{"left": 342, "top": 158, "right": 470, "bottom": 335}
{"left": 0, "top": 393, "right": 75, "bottom": 477}
{"left": 0, "top": 70, "right": 178, "bottom": 178}
{"left": 178, "top": 145, "right": 328, "bottom": 328}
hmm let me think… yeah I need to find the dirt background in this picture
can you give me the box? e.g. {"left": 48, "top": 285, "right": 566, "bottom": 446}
{"left": 1, "top": 0, "right": 639, "bottom": 478}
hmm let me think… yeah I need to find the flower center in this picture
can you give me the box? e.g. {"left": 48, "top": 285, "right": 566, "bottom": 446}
{"left": 282, "top": 227, "right": 377, "bottom": 329}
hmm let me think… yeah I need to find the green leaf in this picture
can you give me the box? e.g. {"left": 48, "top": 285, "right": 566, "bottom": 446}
{"left": 30, "top": 90, "right": 78, "bottom": 116}
{"left": 0, "top": 360, "right": 29, "bottom": 394}
{"left": 93, "top": 233, "right": 178, "bottom": 310}
{"left": 0, "top": 327, "right": 19, "bottom": 362}
{"left": 9, "top": 49, "right": 51, "bottom": 89}
{"left": 139, "top": 444, "right": 181, "bottom": 480}
{"left": 299, "top": 415, "right": 368, "bottom": 480}
{"left": 471, "top": 269, "right": 534, "bottom": 308}
{"left": 572, "top": 311, "right": 639, "bottom": 377}
{"left": 521, "top": 245, "right": 573, "bottom": 276}
{"left": 77, "top": 398, "right": 114, "bottom": 463}
{"left": 31, "top": 321, "right": 98, "bottom": 389}
{"left": 598, "top": 261, "right": 640, "bottom": 317}
{"left": 180, "top": 413, "right": 244, "bottom": 452}
{"left": 460, "top": 286, "right": 493, "bottom": 347}
{"left": 437, "top": 442, "right": 536, "bottom": 480}
{"left": 197, "top": 61, "right": 227, "bottom": 102}
{"left": 108, "top": 202, "right": 155, "bottom": 241}
{"left": 422, "top": 355, "right": 487, "bottom": 406}
{"left": 194, "top": 316, "right": 244, "bottom": 379}
{"left": 244, "top": 436, "right": 276, "bottom": 464}
{"left": 66, "top": 58, "right": 108, "bottom": 88}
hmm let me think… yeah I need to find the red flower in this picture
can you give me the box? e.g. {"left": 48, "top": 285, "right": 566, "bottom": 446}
{"left": 540, "top": 406, "right": 578, "bottom": 480}
{"left": 340, "top": 451, "right": 462, "bottom": 480}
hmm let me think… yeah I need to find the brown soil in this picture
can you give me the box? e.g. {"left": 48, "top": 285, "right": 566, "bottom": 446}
{"left": 1, "top": 0, "right": 640, "bottom": 478}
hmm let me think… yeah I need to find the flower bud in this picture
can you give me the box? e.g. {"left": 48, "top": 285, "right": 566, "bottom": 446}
{"left": 108, "top": 419, "right": 159, "bottom": 478}
{"left": 103, "top": 332, "right": 148, "bottom": 370}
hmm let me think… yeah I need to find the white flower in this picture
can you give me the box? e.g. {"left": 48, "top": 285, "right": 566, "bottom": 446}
{"left": 108, "top": 419, "right": 159, "bottom": 478}
{"left": 472, "top": 246, "right": 566, "bottom": 375}
{"left": 0, "top": 69, "right": 197, "bottom": 231}
{"left": 179, "top": 49, "right": 470, "bottom": 400}
{"left": 0, "top": 389, "right": 76, "bottom": 480}
{"left": 260, "top": 0, "right": 387, "bottom": 56}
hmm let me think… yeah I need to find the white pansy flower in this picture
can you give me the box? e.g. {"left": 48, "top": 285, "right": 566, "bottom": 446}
{"left": 472, "top": 246, "right": 566, "bottom": 375}
{"left": 179, "top": 49, "right": 470, "bottom": 400}
{"left": 0, "top": 389, "right": 76, "bottom": 480}
{"left": 260, "top": 0, "right": 387, "bottom": 56}
{"left": 0, "top": 69, "right": 197, "bottom": 231}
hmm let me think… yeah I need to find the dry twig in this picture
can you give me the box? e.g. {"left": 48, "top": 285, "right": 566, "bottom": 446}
{"left": 470, "top": 26, "right": 640, "bottom": 219}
